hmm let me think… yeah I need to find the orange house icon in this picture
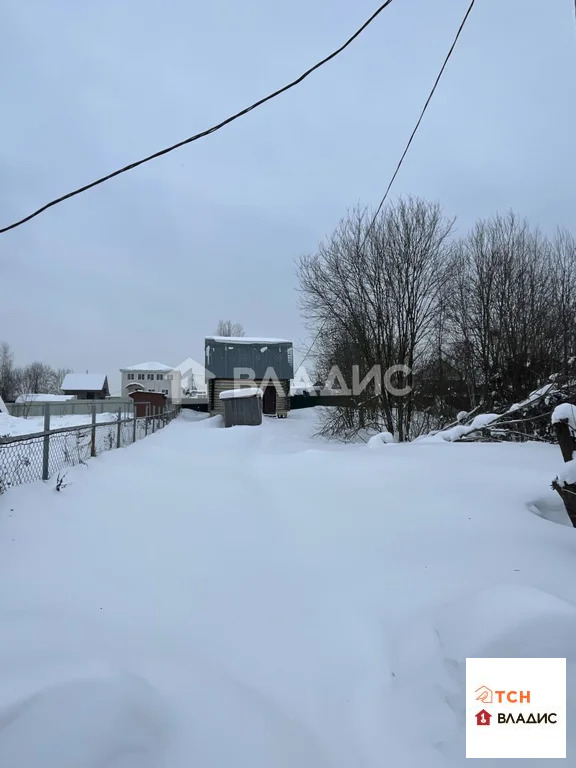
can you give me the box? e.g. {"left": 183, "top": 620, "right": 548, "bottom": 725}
{"left": 475, "top": 685, "right": 493, "bottom": 703}
{"left": 475, "top": 709, "right": 492, "bottom": 726}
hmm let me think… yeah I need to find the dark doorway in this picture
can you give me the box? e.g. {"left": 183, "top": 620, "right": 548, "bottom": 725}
{"left": 262, "top": 385, "right": 277, "bottom": 415}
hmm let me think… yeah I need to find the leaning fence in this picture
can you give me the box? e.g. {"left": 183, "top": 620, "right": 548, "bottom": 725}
{"left": 0, "top": 404, "right": 180, "bottom": 493}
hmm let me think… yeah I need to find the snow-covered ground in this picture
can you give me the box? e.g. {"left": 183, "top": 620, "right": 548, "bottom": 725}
{"left": 0, "top": 408, "right": 574, "bottom": 766}
{"left": 0, "top": 410, "right": 128, "bottom": 438}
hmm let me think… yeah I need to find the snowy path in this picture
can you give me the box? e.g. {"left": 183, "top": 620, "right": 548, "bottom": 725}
{"left": 0, "top": 409, "right": 575, "bottom": 766}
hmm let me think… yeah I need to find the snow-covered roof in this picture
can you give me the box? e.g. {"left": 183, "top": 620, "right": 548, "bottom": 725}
{"left": 205, "top": 337, "right": 291, "bottom": 345}
{"left": 15, "top": 394, "right": 76, "bottom": 403}
{"left": 121, "top": 362, "right": 174, "bottom": 372}
{"left": 219, "top": 387, "right": 263, "bottom": 400}
{"left": 129, "top": 389, "right": 167, "bottom": 396}
{"left": 61, "top": 373, "right": 107, "bottom": 392}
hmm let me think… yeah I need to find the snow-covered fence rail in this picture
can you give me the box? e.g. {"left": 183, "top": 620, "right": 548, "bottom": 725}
{"left": 421, "top": 376, "right": 576, "bottom": 445}
{"left": 0, "top": 405, "right": 180, "bottom": 493}
{"left": 7, "top": 397, "right": 135, "bottom": 419}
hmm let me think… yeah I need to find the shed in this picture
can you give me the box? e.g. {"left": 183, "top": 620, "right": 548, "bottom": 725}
{"left": 220, "top": 387, "right": 262, "bottom": 428}
{"left": 129, "top": 390, "right": 167, "bottom": 417}
{"left": 205, "top": 337, "right": 293, "bottom": 418}
{"left": 61, "top": 373, "right": 110, "bottom": 400}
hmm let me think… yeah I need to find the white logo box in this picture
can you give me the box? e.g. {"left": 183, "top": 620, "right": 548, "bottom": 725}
{"left": 466, "top": 658, "right": 566, "bottom": 759}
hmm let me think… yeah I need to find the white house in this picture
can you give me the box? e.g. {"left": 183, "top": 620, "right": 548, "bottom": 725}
{"left": 120, "top": 362, "right": 182, "bottom": 402}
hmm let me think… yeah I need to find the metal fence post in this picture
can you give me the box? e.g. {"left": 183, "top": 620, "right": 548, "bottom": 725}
{"left": 132, "top": 410, "right": 137, "bottom": 443}
{"left": 145, "top": 404, "right": 149, "bottom": 437}
{"left": 90, "top": 405, "right": 97, "bottom": 457}
{"left": 42, "top": 402, "right": 51, "bottom": 481}
{"left": 116, "top": 407, "right": 122, "bottom": 448}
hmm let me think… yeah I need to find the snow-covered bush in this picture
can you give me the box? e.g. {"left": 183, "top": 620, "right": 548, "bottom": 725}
{"left": 367, "top": 431, "right": 395, "bottom": 448}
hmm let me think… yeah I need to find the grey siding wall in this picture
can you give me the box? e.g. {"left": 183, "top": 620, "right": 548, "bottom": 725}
{"left": 205, "top": 340, "right": 294, "bottom": 380}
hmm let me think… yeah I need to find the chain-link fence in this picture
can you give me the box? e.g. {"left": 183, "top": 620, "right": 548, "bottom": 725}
{"left": 0, "top": 406, "right": 180, "bottom": 493}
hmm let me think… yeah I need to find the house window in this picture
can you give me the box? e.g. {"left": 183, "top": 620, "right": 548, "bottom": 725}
{"left": 162, "top": 389, "right": 168, "bottom": 394}
{"left": 156, "top": 373, "right": 164, "bottom": 380}
{"left": 138, "top": 374, "right": 145, "bottom": 381}
{"left": 147, "top": 373, "right": 154, "bottom": 380}
{"left": 127, "top": 373, "right": 134, "bottom": 381}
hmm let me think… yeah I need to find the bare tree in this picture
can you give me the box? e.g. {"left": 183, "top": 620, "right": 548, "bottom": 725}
{"left": 549, "top": 228, "right": 576, "bottom": 375}
{"left": 13, "top": 362, "right": 72, "bottom": 398}
{"left": 17, "top": 362, "right": 50, "bottom": 395}
{"left": 0, "top": 341, "right": 17, "bottom": 401}
{"left": 215, "top": 320, "right": 245, "bottom": 337}
{"left": 300, "top": 200, "right": 576, "bottom": 441}
{"left": 447, "top": 213, "right": 556, "bottom": 407}
{"left": 0, "top": 341, "right": 73, "bottom": 411}
{"left": 49, "top": 367, "right": 73, "bottom": 394}
{"left": 298, "top": 197, "right": 454, "bottom": 441}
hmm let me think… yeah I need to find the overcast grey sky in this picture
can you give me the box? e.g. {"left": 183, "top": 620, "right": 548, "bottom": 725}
{"left": 2, "top": 0, "right": 575, "bottom": 392}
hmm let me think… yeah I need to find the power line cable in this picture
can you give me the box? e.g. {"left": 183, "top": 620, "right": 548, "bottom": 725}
{"left": 360, "top": 0, "right": 477, "bottom": 247}
{"left": 0, "top": 0, "right": 396, "bottom": 234}
{"left": 298, "top": 324, "right": 326, "bottom": 371}
{"left": 301, "top": 0, "right": 477, "bottom": 365}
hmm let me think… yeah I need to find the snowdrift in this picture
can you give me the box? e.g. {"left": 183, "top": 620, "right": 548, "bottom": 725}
{"left": 0, "top": 408, "right": 574, "bottom": 766}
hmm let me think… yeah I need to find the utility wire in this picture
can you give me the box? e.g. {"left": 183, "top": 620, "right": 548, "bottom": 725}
{"left": 298, "top": 324, "right": 326, "bottom": 372}
{"left": 0, "top": 0, "right": 396, "bottom": 234}
{"left": 301, "top": 0, "right": 477, "bottom": 365}
{"left": 360, "top": 0, "right": 477, "bottom": 247}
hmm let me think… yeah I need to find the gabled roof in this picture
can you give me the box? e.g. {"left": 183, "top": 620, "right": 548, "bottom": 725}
{"left": 121, "top": 362, "right": 174, "bottom": 372}
{"left": 62, "top": 373, "right": 108, "bottom": 391}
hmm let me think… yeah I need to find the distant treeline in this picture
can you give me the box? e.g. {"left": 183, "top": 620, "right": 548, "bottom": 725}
{"left": 0, "top": 341, "right": 71, "bottom": 402}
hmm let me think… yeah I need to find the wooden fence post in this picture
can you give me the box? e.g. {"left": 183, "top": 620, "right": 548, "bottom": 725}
{"left": 554, "top": 420, "right": 574, "bottom": 462}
